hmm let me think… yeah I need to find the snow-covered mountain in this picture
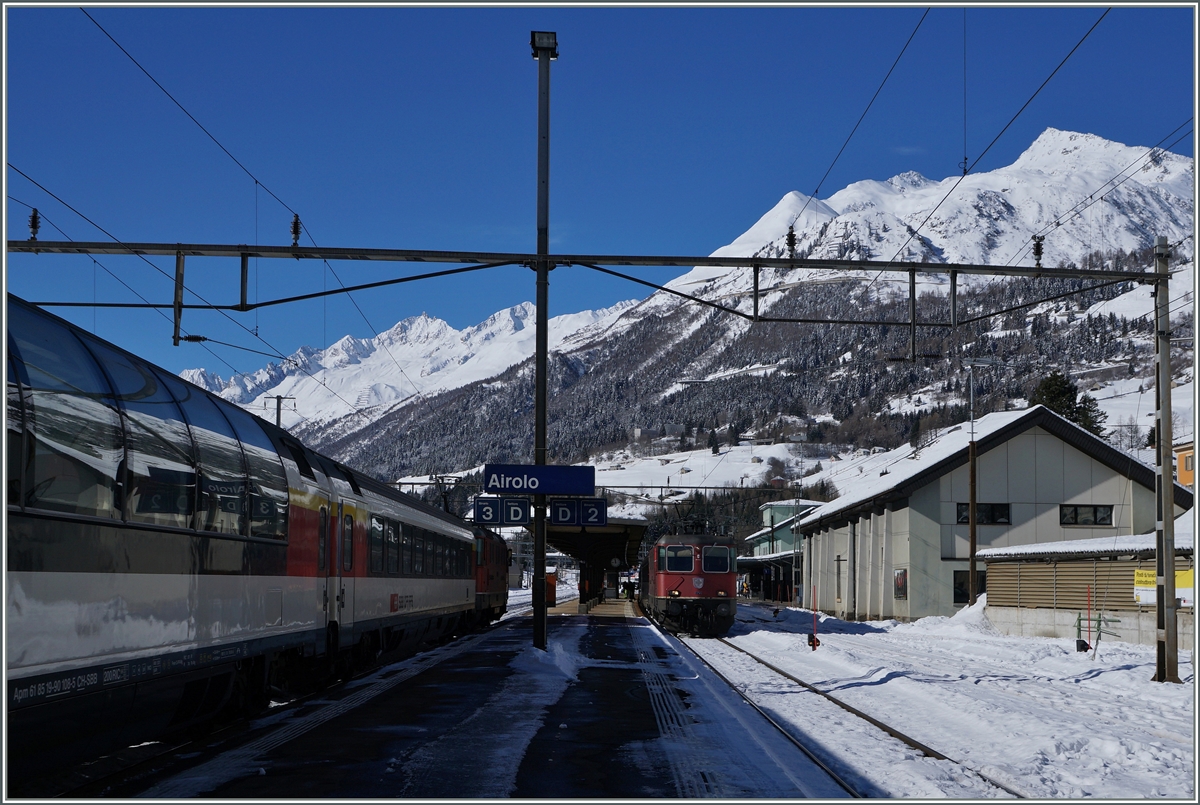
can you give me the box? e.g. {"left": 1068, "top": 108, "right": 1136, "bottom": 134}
{"left": 645, "top": 128, "right": 1192, "bottom": 316}
{"left": 185, "top": 299, "right": 637, "bottom": 429}
{"left": 182, "top": 128, "right": 1193, "bottom": 472}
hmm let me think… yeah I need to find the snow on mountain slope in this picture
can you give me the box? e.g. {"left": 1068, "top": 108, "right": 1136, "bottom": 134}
{"left": 184, "top": 128, "right": 1193, "bottom": 435}
{"left": 191, "top": 299, "right": 637, "bottom": 429}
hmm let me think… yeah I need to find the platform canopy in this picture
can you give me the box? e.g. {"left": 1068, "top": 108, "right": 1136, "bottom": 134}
{"left": 545, "top": 517, "right": 648, "bottom": 571}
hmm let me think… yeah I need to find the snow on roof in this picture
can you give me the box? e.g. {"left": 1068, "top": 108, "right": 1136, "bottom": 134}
{"left": 737, "top": 548, "right": 797, "bottom": 563}
{"left": 790, "top": 405, "right": 1189, "bottom": 536}
{"left": 745, "top": 514, "right": 800, "bottom": 542}
{"left": 758, "top": 498, "right": 825, "bottom": 511}
{"left": 792, "top": 407, "right": 1046, "bottom": 532}
{"left": 979, "top": 512, "right": 1195, "bottom": 560}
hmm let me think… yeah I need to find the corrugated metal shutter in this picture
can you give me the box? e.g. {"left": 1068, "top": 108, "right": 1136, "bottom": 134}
{"left": 985, "top": 556, "right": 1193, "bottom": 611}
{"left": 986, "top": 563, "right": 1019, "bottom": 606}
{"left": 1017, "top": 564, "right": 1056, "bottom": 608}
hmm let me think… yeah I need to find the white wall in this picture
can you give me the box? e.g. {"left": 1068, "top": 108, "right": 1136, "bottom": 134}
{"left": 805, "top": 424, "right": 1170, "bottom": 621}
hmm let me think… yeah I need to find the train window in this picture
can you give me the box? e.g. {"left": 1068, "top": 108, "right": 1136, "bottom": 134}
{"left": 81, "top": 337, "right": 197, "bottom": 530}
{"left": 342, "top": 513, "right": 354, "bottom": 571}
{"left": 7, "top": 353, "right": 26, "bottom": 507}
{"left": 8, "top": 303, "right": 122, "bottom": 519}
{"left": 702, "top": 546, "right": 731, "bottom": 573}
{"left": 386, "top": 519, "right": 399, "bottom": 574}
{"left": 476, "top": 537, "right": 485, "bottom": 567}
{"left": 435, "top": 541, "right": 445, "bottom": 576}
{"left": 664, "top": 545, "right": 694, "bottom": 573}
{"left": 369, "top": 515, "right": 384, "bottom": 573}
{"left": 402, "top": 523, "right": 414, "bottom": 574}
{"left": 177, "top": 392, "right": 246, "bottom": 535}
{"left": 413, "top": 533, "right": 424, "bottom": 574}
{"left": 318, "top": 506, "right": 328, "bottom": 571}
{"left": 223, "top": 405, "right": 289, "bottom": 540}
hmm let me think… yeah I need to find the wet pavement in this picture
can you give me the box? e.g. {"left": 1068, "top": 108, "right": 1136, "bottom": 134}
{"left": 132, "top": 599, "right": 845, "bottom": 798}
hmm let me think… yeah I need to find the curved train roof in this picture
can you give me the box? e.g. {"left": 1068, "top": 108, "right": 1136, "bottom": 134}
{"left": 6, "top": 293, "right": 465, "bottom": 531}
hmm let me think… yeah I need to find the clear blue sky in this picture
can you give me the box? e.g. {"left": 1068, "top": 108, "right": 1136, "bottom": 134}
{"left": 5, "top": 4, "right": 1195, "bottom": 378}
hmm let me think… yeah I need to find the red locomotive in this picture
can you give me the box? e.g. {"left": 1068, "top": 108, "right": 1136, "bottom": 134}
{"left": 474, "top": 526, "right": 510, "bottom": 623}
{"left": 638, "top": 531, "right": 737, "bottom": 636}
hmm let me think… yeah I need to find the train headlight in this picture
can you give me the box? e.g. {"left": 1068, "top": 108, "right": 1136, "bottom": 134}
{"left": 669, "top": 589, "right": 681, "bottom": 597}
{"left": 716, "top": 590, "right": 727, "bottom": 597}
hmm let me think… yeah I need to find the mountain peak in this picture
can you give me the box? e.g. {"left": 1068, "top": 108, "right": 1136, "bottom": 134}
{"left": 711, "top": 190, "right": 838, "bottom": 259}
{"left": 887, "top": 170, "right": 934, "bottom": 190}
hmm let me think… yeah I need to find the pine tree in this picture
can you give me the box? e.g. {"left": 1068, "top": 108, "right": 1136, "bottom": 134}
{"left": 1074, "top": 394, "right": 1108, "bottom": 437}
{"left": 1029, "top": 371, "right": 1079, "bottom": 420}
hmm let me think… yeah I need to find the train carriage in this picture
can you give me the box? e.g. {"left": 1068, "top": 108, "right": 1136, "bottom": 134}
{"left": 638, "top": 532, "right": 737, "bottom": 636}
{"left": 5, "top": 294, "right": 504, "bottom": 785}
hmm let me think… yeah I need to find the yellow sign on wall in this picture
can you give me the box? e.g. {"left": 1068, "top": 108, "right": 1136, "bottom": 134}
{"left": 1133, "top": 568, "right": 1195, "bottom": 607}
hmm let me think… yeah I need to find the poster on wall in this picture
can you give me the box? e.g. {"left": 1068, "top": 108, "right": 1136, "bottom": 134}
{"left": 893, "top": 568, "right": 908, "bottom": 600}
{"left": 1133, "top": 568, "right": 1195, "bottom": 606}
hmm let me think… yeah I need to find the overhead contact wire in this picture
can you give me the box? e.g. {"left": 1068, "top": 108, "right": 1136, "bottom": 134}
{"left": 859, "top": 7, "right": 1112, "bottom": 299}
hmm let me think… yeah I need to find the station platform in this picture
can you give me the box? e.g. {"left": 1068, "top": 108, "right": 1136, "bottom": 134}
{"left": 137, "top": 596, "right": 678, "bottom": 798}
{"left": 128, "top": 596, "right": 834, "bottom": 798}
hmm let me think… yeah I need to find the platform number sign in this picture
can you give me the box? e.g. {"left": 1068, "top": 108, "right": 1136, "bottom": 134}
{"left": 473, "top": 497, "right": 531, "bottom": 526}
{"left": 547, "top": 497, "right": 607, "bottom": 527}
{"left": 580, "top": 498, "right": 607, "bottom": 527}
{"left": 474, "top": 497, "right": 502, "bottom": 525}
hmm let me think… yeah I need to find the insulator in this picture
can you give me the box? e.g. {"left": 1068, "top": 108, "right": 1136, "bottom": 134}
{"left": 182, "top": 334, "right": 208, "bottom": 342}
{"left": 291, "top": 213, "right": 301, "bottom": 247}
{"left": 1032, "top": 235, "right": 1045, "bottom": 269}
{"left": 28, "top": 208, "right": 40, "bottom": 241}
{"left": 786, "top": 225, "right": 797, "bottom": 260}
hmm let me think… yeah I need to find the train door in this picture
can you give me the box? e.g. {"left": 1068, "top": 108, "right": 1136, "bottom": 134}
{"left": 319, "top": 501, "right": 339, "bottom": 649}
{"left": 336, "top": 499, "right": 357, "bottom": 648}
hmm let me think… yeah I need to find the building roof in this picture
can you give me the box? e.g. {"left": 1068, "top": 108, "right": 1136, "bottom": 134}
{"left": 979, "top": 512, "right": 1195, "bottom": 561}
{"left": 758, "top": 498, "right": 825, "bottom": 512}
{"left": 792, "top": 406, "right": 1194, "bottom": 536}
{"left": 745, "top": 514, "right": 800, "bottom": 542}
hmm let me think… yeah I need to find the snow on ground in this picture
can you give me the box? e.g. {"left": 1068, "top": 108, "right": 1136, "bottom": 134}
{"left": 496, "top": 581, "right": 1193, "bottom": 798}
{"left": 699, "top": 599, "right": 1195, "bottom": 799}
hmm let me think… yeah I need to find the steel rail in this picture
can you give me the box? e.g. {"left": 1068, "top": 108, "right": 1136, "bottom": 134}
{"left": 712, "top": 636, "right": 1028, "bottom": 798}
{"left": 672, "top": 636, "right": 863, "bottom": 798}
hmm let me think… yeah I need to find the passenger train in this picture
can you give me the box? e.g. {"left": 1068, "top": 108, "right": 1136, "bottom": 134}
{"left": 5, "top": 294, "right": 508, "bottom": 784}
{"left": 638, "top": 531, "right": 737, "bottom": 636}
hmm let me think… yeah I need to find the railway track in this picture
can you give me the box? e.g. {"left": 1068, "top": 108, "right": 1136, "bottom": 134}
{"left": 679, "top": 635, "right": 1029, "bottom": 799}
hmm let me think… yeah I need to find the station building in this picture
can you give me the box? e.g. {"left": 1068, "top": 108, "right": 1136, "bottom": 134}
{"left": 791, "top": 405, "right": 1193, "bottom": 621}
{"left": 738, "top": 498, "right": 822, "bottom": 601}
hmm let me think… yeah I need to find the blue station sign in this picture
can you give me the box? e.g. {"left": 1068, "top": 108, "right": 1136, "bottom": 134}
{"left": 482, "top": 464, "right": 595, "bottom": 496}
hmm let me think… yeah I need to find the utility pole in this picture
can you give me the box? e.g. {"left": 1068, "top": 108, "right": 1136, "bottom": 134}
{"left": 963, "top": 358, "right": 998, "bottom": 606}
{"left": 266, "top": 394, "right": 295, "bottom": 427}
{"left": 530, "top": 30, "right": 557, "bottom": 652}
{"left": 1152, "top": 235, "right": 1180, "bottom": 683}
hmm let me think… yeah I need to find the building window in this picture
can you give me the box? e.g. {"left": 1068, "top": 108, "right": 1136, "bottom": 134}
{"left": 956, "top": 503, "right": 1011, "bottom": 525}
{"left": 953, "top": 570, "right": 987, "bottom": 604}
{"left": 1185, "top": 455, "right": 1194, "bottom": 472}
{"left": 1060, "top": 505, "right": 1113, "bottom": 526}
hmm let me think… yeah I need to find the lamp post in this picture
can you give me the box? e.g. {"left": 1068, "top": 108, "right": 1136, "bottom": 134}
{"left": 530, "top": 30, "right": 557, "bottom": 652}
{"left": 964, "top": 357, "right": 999, "bottom": 606}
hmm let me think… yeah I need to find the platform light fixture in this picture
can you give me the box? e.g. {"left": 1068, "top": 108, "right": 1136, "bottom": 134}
{"left": 530, "top": 31, "right": 558, "bottom": 58}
